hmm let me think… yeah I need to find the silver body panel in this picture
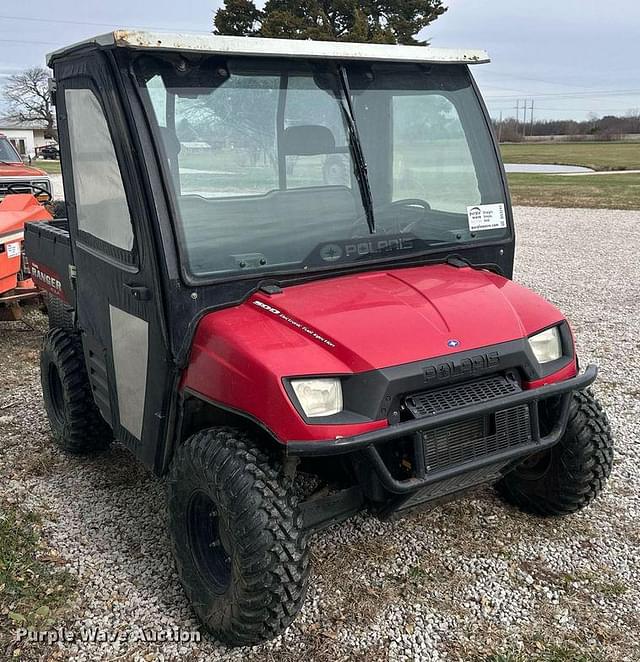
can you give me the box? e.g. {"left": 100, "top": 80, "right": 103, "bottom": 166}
{"left": 109, "top": 304, "right": 149, "bottom": 440}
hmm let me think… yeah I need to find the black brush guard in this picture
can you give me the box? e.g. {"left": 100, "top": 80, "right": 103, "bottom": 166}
{"left": 287, "top": 365, "right": 597, "bottom": 495}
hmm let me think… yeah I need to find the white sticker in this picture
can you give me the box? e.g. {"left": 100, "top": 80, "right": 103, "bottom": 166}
{"left": 467, "top": 203, "right": 507, "bottom": 231}
{"left": 6, "top": 242, "right": 21, "bottom": 259}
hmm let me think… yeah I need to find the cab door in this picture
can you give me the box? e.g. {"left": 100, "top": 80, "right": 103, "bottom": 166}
{"left": 55, "top": 55, "right": 171, "bottom": 469}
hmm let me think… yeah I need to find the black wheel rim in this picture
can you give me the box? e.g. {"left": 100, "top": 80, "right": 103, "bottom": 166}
{"left": 514, "top": 448, "right": 553, "bottom": 480}
{"left": 47, "top": 363, "right": 66, "bottom": 426}
{"left": 187, "top": 490, "right": 232, "bottom": 594}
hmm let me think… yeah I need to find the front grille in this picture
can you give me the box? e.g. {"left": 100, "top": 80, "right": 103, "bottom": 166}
{"left": 405, "top": 375, "right": 520, "bottom": 419}
{"left": 0, "top": 181, "right": 34, "bottom": 196}
{"left": 422, "top": 405, "right": 532, "bottom": 473}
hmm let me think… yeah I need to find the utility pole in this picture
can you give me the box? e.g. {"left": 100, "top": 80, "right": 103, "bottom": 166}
{"left": 498, "top": 110, "right": 503, "bottom": 142}
{"left": 530, "top": 99, "right": 535, "bottom": 137}
{"left": 515, "top": 100, "right": 520, "bottom": 135}
{"left": 523, "top": 100, "right": 527, "bottom": 138}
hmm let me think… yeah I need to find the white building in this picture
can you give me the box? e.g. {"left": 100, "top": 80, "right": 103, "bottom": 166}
{"left": 0, "top": 121, "right": 54, "bottom": 159}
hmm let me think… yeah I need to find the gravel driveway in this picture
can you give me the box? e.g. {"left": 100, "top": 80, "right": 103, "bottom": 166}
{"left": 1, "top": 207, "right": 639, "bottom": 661}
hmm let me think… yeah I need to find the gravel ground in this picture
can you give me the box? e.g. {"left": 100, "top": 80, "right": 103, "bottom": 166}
{"left": 1, "top": 206, "right": 639, "bottom": 661}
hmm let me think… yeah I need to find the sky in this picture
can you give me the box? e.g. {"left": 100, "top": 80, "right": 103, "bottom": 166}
{"left": 1, "top": 0, "right": 639, "bottom": 122}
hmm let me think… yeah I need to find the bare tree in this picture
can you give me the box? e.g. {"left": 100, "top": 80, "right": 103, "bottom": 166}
{"left": 2, "top": 67, "right": 57, "bottom": 139}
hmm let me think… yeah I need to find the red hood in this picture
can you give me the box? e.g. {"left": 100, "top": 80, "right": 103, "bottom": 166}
{"left": 183, "top": 264, "right": 567, "bottom": 440}
{"left": 248, "top": 265, "right": 564, "bottom": 371}
{"left": 191, "top": 264, "right": 567, "bottom": 375}
{"left": 0, "top": 163, "right": 47, "bottom": 178}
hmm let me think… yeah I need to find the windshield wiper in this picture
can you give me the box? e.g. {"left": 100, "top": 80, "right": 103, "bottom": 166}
{"left": 0, "top": 160, "right": 21, "bottom": 166}
{"left": 336, "top": 66, "right": 376, "bottom": 234}
{"left": 446, "top": 254, "right": 505, "bottom": 276}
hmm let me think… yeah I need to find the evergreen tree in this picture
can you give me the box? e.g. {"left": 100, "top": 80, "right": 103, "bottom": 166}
{"left": 214, "top": 0, "right": 447, "bottom": 45}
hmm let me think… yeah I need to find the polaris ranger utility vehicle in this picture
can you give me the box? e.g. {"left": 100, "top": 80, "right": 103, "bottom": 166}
{"left": 26, "top": 31, "right": 613, "bottom": 646}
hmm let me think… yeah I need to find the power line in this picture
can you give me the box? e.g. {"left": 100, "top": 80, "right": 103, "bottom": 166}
{"left": 485, "top": 88, "right": 640, "bottom": 101}
{"left": 0, "top": 38, "right": 62, "bottom": 46}
{"left": 0, "top": 13, "right": 210, "bottom": 34}
{"left": 480, "top": 70, "right": 593, "bottom": 90}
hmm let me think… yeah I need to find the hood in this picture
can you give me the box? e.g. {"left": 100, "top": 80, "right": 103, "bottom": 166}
{"left": 0, "top": 164, "right": 48, "bottom": 178}
{"left": 184, "top": 263, "right": 567, "bottom": 441}
{"left": 246, "top": 264, "right": 565, "bottom": 372}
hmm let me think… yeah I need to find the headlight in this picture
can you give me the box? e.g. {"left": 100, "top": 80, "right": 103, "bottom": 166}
{"left": 290, "top": 378, "right": 343, "bottom": 418}
{"left": 528, "top": 326, "right": 562, "bottom": 364}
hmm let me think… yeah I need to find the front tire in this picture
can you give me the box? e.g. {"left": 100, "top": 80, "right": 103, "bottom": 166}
{"left": 41, "top": 329, "right": 112, "bottom": 453}
{"left": 168, "top": 427, "right": 310, "bottom": 646}
{"left": 496, "top": 389, "right": 613, "bottom": 516}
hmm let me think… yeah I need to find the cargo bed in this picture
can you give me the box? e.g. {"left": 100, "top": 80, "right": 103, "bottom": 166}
{"left": 24, "top": 220, "right": 74, "bottom": 305}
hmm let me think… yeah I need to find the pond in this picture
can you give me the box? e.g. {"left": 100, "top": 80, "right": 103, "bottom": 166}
{"left": 504, "top": 163, "right": 594, "bottom": 174}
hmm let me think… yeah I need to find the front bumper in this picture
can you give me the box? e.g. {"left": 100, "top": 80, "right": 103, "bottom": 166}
{"left": 286, "top": 364, "right": 597, "bottom": 493}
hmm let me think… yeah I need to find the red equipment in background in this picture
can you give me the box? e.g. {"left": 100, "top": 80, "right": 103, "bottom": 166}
{"left": 0, "top": 193, "right": 53, "bottom": 319}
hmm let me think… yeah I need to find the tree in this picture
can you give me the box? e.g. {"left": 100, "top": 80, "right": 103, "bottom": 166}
{"left": 1, "top": 67, "right": 57, "bottom": 139}
{"left": 214, "top": 0, "right": 447, "bottom": 45}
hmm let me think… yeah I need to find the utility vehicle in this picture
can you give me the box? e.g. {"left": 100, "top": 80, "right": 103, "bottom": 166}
{"left": 26, "top": 31, "right": 613, "bottom": 646}
{"left": 38, "top": 144, "right": 60, "bottom": 160}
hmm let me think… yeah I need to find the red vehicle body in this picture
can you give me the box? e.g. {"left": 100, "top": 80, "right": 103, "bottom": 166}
{"left": 0, "top": 134, "right": 52, "bottom": 200}
{"left": 0, "top": 193, "right": 52, "bottom": 315}
{"left": 26, "top": 31, "right": 613, "bottom": 646}
{"left": 183, "top": 264, "right": 577, "bottom": 443}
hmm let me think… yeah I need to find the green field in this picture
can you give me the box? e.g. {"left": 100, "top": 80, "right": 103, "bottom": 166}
{"left": 501, "top": 142, "right": 640, "bottom": 209}
{"left": 501, "top": 142, "right": 640, "bottom": 171}
{"left": 507, "top": 172, "right": 640, "bottom": 210}
{"left": 31, "top": 160, "right": 61, "bottom": 174}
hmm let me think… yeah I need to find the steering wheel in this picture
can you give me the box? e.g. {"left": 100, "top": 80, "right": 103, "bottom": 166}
{"left": 351, "top": 198, "right": 432, "bottom": 237}
{"left": 6, "top": 182, "right": 52, "bottom": 202}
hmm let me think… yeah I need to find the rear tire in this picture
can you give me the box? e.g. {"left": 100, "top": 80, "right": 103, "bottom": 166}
{"left": 41, "top": 329, "right": 112, "bottom": 453}
{"left": 45, "top": 294, "right": 74, "bottom": 332}
{"left": 496, "top": 389, "right": 613, "bottom": 516}
{"left": 168, "top": 427, "right": 310, "bottom": 646}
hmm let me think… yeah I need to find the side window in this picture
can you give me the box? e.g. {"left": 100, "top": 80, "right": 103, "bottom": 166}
{"left": 65, "top": 88, "right": 135, "bottom": 251}
{"left": 392, "top": 94, "right": 481, "bottom": 213}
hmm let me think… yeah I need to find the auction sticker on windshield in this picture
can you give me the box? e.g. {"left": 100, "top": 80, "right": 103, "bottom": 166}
{"left": 467, "top": 203, "right": 507, "bottom": 231}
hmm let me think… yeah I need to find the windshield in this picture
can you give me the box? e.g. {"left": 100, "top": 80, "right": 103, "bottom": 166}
{"left": 0, "top": 137, "right": 21, "bottom": 163}
{"left": 135, "top": 58, "right": 508, "bottom": 280}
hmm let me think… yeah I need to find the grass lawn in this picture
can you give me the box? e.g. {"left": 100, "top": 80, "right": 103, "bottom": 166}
{"left": 0, "top": 502, "right": 76, "bottom": 642}
{"left": 31, "top": 160, "right": 61, "bottom": 175}
{"left": 507, "top": 172, "right": 640, "bottom": 210}
{"left": 500, "top": 142, "right": 640, "bottom": 172}
{"left": 502, "top": 142, "right": 640, "bottom": 209}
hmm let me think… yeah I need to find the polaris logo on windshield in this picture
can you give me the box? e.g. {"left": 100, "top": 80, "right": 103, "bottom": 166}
{"left": 344, "top": 237, "right": 414, "bottom": 258}
{"left": 423, "top": 351, "right": 500, "bottom": 383}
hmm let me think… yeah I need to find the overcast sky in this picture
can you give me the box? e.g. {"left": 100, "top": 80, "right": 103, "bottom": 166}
{"left": 1, "top": 0, "right": 639, "bottom": 121}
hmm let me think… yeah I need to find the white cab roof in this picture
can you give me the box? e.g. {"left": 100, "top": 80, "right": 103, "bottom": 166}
{"left": 47, "top": 30, "right": 489, "bottom": 66}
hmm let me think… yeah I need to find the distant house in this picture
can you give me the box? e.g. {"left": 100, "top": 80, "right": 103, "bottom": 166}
{"left": 0, "top": 121, "right": 55, "bottom": 159}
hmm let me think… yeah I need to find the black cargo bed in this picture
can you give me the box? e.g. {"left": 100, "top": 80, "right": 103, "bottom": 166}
{"left": 24, "top": 220, "right": 74, "bottom": 305}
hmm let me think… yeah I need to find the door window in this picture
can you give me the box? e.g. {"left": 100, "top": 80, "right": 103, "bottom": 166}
{"left": 65, "top": 88, "right": 135, "bottom": 251}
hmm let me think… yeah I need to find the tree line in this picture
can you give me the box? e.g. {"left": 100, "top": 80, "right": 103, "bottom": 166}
{"left": 495, "top": 113, "right": 640, "bottom": 142}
